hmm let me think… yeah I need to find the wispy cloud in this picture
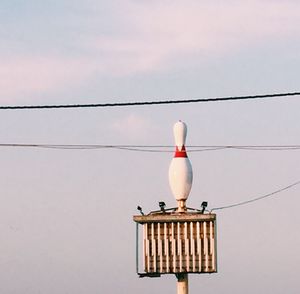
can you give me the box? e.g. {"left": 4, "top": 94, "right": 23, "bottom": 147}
{"left": 110, "top": 114, "right": 157, "bottom": 140}
{"left": 86, "top": 1, "right": 300, "bottom": 73}
{"left": 1, "top": 1, "right": 299, "bottom": 101}
{"left": 0, "top": 56, "right": 93, "bottom": 103}
{"left": 128, "top": 0, "right": 300, "bottom": 39}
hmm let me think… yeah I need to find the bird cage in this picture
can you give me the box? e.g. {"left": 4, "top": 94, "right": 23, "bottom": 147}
{"left": 134, "top": 212, "right": 217, "bottom": 276}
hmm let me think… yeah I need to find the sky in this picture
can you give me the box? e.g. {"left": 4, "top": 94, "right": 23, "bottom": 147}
{"left": 0, "top": 1, "right": 300, "bottom": 293}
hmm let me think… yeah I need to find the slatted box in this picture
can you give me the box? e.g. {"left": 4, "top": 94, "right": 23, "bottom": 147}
{"left": 133, "top": 213, "right": 217, "bottom": 275}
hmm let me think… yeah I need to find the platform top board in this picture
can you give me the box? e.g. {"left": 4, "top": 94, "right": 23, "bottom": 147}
{"left": 133, "top": 212, "right": 216, "bottom": 224}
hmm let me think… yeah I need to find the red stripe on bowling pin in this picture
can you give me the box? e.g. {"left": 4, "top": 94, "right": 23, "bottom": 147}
{"left": 174, "top": 145, "right": 188, "bottom": 158}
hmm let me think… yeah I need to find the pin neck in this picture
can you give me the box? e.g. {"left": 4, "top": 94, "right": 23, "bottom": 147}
{"left": 176, "top": 200, "right": 187, "bottom": 213}
{"left": 174, "top": 145, "right": 188, "bottom": 158}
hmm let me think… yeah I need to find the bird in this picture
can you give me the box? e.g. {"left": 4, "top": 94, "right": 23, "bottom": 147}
{"left": 168, "top": 121, "right": 193, "bottom": 212}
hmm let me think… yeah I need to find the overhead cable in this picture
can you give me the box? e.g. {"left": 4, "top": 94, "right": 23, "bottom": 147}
{"left": 0, "top": 91, "right": 299, "bottom": 110}
{"left": 0, "top": 143, "right": 300, "bottom": 152}
{"left": 210, "top": 179, "right": 300, "bottom": 212}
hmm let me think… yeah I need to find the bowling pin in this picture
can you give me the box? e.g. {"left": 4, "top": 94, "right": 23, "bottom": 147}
{"left": 168, "top": 121, "right": 193, "bottom": 212}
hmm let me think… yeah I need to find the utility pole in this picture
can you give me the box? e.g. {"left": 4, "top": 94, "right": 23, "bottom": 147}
{"left": 177, "top": 273, "right": 188, "bottom": 294}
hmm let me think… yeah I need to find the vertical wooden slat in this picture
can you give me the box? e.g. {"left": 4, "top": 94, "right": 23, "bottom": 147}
{"left": 204, "top": 222, "right": 208, "bottom": 271}
{"left": 143, "top": 224, "right": 146, "bottom": 272}
{"left": 145, "top": 224, "right": 150, "bottom": 272}
{"left": 210, "top": 221, "right": 215, "bottom": 271}
{"left": 178, "top": 222, "right": 182, "bottom": 272}
{"left": 158, "top": 223, "right": 163, "bottom": 272}
{"left": 196, "top": 221, "right": 201, "bottom": 271}
{"left": 184, "top": 222, "right": 189, "bottom": 271}
{"left": 164, "top": 223, "right": 169, "bottom": 272}
{"left": 209, "top": 221, "right": 213, "bottom": 254}
{"left": 151, "top": 223, "right": 156, "bottom": 272}
{"left": 191, "top": 222, "right": 196, "bottom": 272}
{"left": 172, "top": 222, "right": 176, "bottom": 272}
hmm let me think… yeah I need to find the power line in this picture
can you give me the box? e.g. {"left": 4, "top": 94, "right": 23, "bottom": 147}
{"left": 210, "top": 179, "right": 300, "bottom": 212}
{"left": 0, "top": 92, "right": 300, "bottom": 110}
{"left": 1, "top": 143, "right": 299, "bottom": 211}
{"left": 1, "top": 144, "right": 300, "bottom": 152}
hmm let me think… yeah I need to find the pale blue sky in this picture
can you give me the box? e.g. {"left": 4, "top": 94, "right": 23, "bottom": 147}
{"left": 0, "top": 1, "right": 300, "bottom": 293}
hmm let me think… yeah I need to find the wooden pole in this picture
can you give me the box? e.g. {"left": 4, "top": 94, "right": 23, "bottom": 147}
{"left": 177, "top": 274, "right": 188, "bottom": 294}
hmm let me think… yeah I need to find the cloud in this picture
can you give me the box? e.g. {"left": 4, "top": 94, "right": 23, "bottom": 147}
{"left": 85, "top": 1, "right": 300, "bottom": 74}
{"left": 110, "top": 114, "right": 156, "bottom": 140}
{"left": 0, "top": 56, "right": 93, "bottom": 103}
{"left": 1, "top": 1, "right": 300, "bottom": 100}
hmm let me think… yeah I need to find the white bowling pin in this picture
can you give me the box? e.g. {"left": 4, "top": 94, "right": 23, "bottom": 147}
{"left": 168, "top": 121, "right": 193, "bottom": 208}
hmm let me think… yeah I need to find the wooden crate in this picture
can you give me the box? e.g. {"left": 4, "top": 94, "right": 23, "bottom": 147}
{"left": 134, "top": 213, "right": 217, "bottom": 274}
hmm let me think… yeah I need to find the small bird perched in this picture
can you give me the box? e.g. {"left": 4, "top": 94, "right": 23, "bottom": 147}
{"left": 168, "top": 121, "right": 193, "bottom": 212}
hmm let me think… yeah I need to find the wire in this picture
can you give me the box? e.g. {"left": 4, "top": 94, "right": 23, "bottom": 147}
{"left": 210, "top": 179, "right": 300, "bottom": 212}
{"left": 1, "top": 144, "right": 300, "bottom": 152}
{"left": 1, "top": 144, "right": 299, "bottom": 211}
{"left": 229, "top": 146, "right": 300, "bottom": 151}
{"left": 0, "top": 92, "right": 299, "bottom": 110}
